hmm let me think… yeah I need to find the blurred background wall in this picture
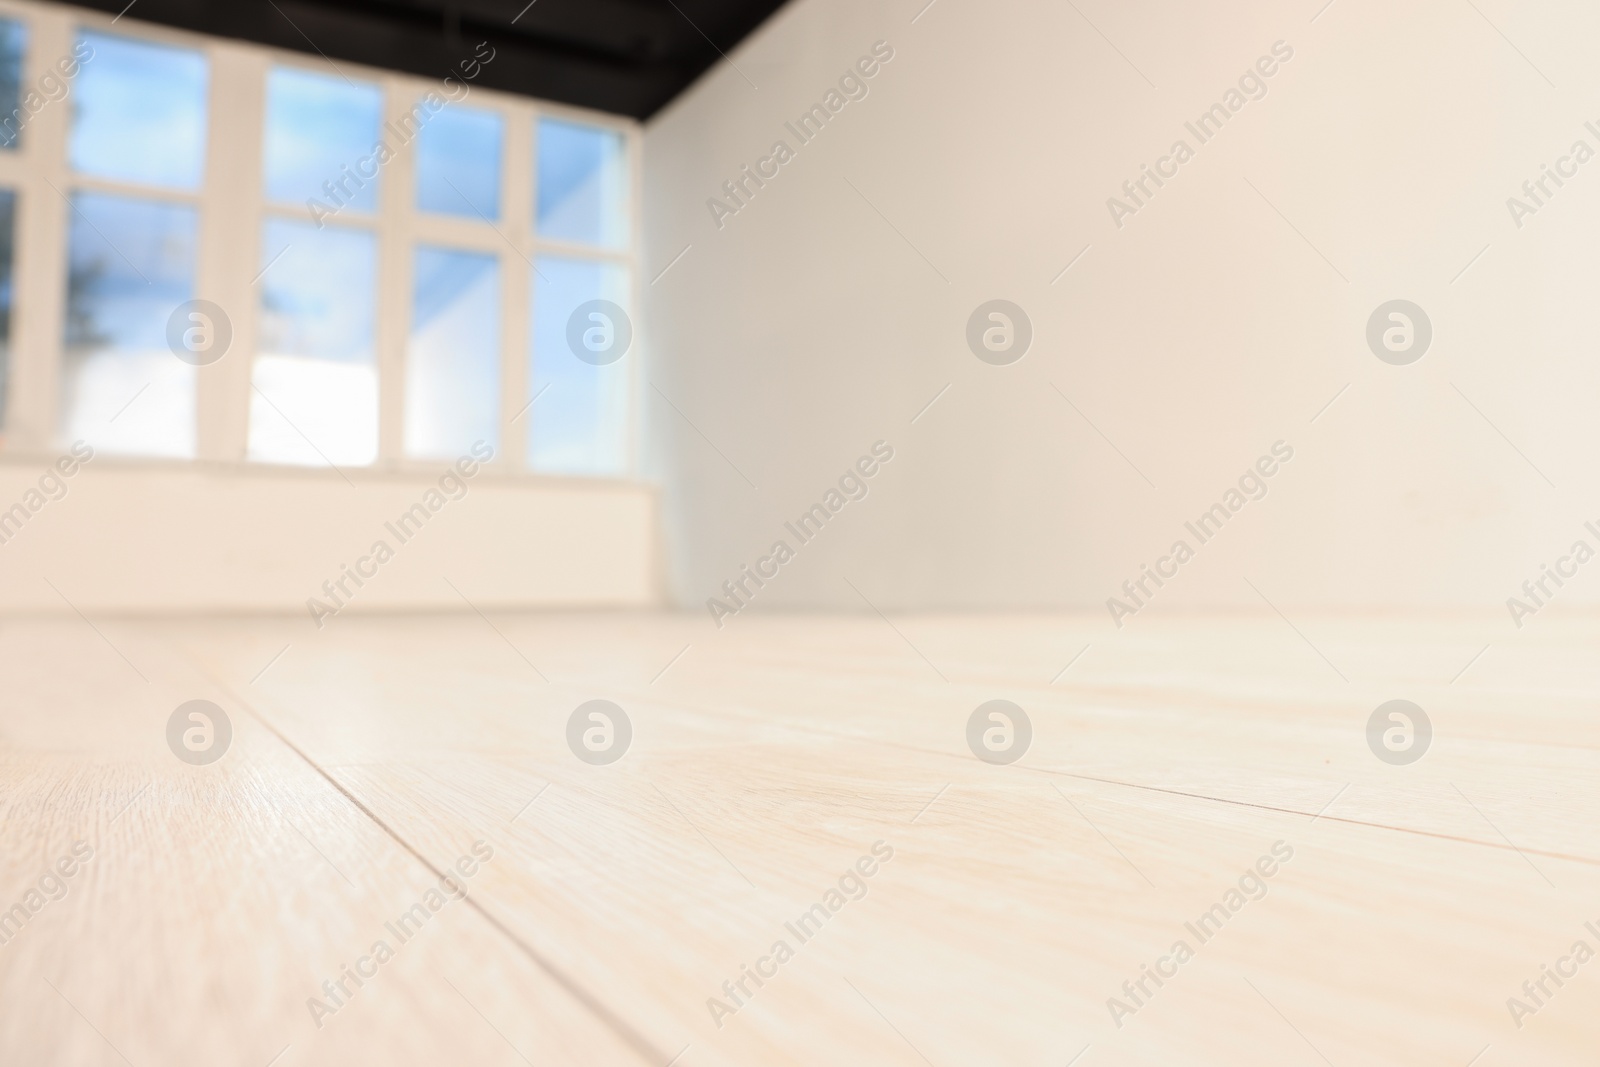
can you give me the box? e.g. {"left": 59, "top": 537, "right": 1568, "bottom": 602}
{"left": 0, "top": 463, "right": 656, "bottom": 613}
{"left": 643, "top": 0, "right": 1600, "bottom": 619}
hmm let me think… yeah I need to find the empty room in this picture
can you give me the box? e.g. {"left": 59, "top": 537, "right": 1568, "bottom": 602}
{"left": 0, "top": 0, "right": 1596, "bottom": 1064}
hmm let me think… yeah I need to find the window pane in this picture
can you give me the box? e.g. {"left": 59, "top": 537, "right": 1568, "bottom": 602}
{"left": 250, "top": 220, "right": 377, "bottom": 467}
{"left": 70, "top": 32, "right": 207, "bottom": 189}
{"left": 0, "top": 190, "right": 14, "bottom": 431}
{"left": 61, "top": 192, "right": 197, "bottom": 458}
{"left": 407, "top": 246, "right": 500, "bottom": 459}
{"left": 528, "top": 255, "right": 629, "bottom": 475}
{"left": 264, "top": 67, "right": 382, "bottom": 214}
{"left": 416, "top": 106, "right": 502, "bottom": 219}
{"left": 0, "top": 19, "right": 26, "bottom": 151}
{"left": 536, "top": 118, "right": 627, "bottom": 247}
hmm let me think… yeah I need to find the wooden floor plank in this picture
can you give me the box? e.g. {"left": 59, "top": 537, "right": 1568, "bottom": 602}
{"left": 5, "top": 612, "right": 1599, "bottom": 1064}
{"left": 155, "top": 611, "right": 1600, "bottom": 1066}
{"left": 0, "top": 621, "right": 659, "bottom": 1067}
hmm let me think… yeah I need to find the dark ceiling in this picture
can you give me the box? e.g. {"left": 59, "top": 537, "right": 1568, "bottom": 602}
{"left": 53, "top": 0, "right": 788, "bottom": 118}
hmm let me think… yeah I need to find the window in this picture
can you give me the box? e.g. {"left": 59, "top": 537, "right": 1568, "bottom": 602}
{"left": 529, "top": 256, "right": 630, "bottom": 475}
{"left": 62, "top": 194, "right": 198, "bottom": 458}
{"left": 264, "top": 67, "right": 383, "bottom": 212}
{"left": 0, "top": 190, "right": 15, "bottom": 431}
{"left": 407, "top": 247, "right": 500, "bottom": 458}
{"left": 250, "top": 220, "right": 378, "bottom": 466}
{"left": 0, "top": 3, "right": 637, "bottom": 478}
{"left": 537, "top": 117, "right": 628, "bottom": 247}
{"left": 529, "top": 119, "right": 633, "bottom": 475}
{"left": 253, "top": 67, "right": 385, "bottom": 468}
{"left": 59, "top": 29, "right": 208, "bottom": 458}
{"left": 0, "top": 18, "right": 26, "bottom": 150}
{"left": 416, "top": 106, "right": 502, "bottom": 218}
{"left": 70, "top": 31, "right": 208, "bottom": 188}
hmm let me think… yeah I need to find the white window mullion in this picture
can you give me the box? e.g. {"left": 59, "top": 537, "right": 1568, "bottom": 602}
{"left": 501, "top": 99, "right": 534, "bottom": 473}
{"left": 376, "top": 76, "right": 416, "bottom": 466}
{"left": 196, "top": 41, "right": 265, "bottom": 463}
{"left": 625, "top": 122, "right": 643, "bottom": 480}
{"left": 8, "top": 4, "right": 71, "bottom": 452}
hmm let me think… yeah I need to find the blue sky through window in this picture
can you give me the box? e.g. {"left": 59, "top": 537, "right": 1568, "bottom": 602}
{"left": 70, "top": 31, "right": 207, "bottom": 189}
{"left": 264, "top": 67, "right": 382, "bottom": 211}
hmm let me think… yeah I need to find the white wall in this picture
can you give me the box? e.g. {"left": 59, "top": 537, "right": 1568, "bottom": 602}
{"left": 644, "top": 0, "right": 1600, "bottom": 622}
{"left": 0, "top": 457, "right": 658, "bottom": 615}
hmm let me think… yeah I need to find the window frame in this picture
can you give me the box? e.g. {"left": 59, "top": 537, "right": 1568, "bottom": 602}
{"left": 0, "top": 0, "right": 644, "bottom": 484}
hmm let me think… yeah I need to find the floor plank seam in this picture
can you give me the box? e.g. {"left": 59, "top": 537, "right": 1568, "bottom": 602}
{"left": 184, "top": 651, "right": 673, "bottom": 1067}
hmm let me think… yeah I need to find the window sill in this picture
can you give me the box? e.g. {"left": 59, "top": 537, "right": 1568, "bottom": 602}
{"left": 0, "top": 447, "right": 652, "bottom": 494}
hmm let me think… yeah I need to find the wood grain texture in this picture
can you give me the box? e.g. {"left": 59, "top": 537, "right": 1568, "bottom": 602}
{"left": 3, "top": 611, "right": 1598, "bottom": 1065}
